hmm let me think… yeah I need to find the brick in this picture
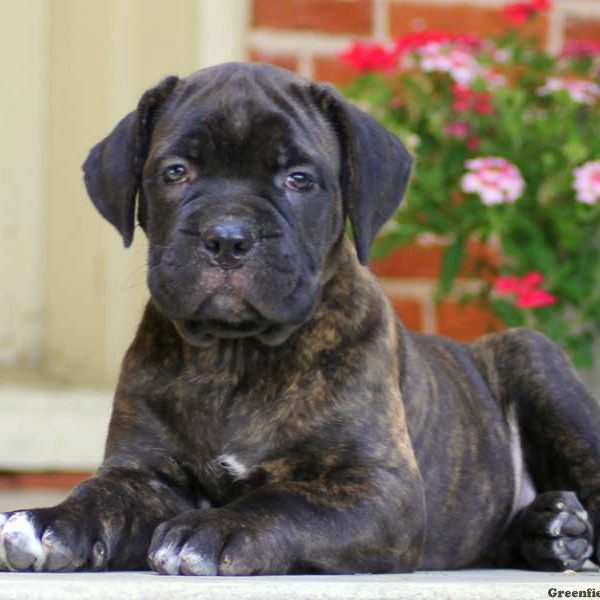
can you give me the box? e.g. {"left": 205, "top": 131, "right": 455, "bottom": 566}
{"left": 389, "top": 2, "right": 548, "bottom": 43}
{"left": 370, "top": 239, "right": 499, "bottom": 280}
{"left": 564, "top": 17, "right": 600, "bottom": 43}
{"left": 248, "top": 49, "right": 299, "bottom": 72}
{"left": 313, "top": 55, "right": 360, "bottom": 85}
{"left": 252, "top": 0, "right": 373, "bottom": 35}
{"left": 370, "top": 243, "right": 444, "bottom": 278}
{"left": 436, "top": 299, "right": 503, "bottom": 342}
{"left": 389, "top": 297, "right": 424, "bottom": 331}
{"left": 0, "top": 471, "right": 92, "bottom": 490}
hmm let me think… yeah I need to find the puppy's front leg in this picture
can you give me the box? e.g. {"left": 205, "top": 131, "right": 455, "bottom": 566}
{"left": 0, "top": 376, "right": 195, "bottom": 572}
{"left": 149, "top": 462, "right": 425, "bottom": 576}
{"left": 0, "top": 464, "right": 193, "bottom": 572}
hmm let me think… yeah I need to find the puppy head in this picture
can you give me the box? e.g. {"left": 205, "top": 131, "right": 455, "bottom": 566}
{"left": 83, "top": 63, "right": 412, "bottom": 346}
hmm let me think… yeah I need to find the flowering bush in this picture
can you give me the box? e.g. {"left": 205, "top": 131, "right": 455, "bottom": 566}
{"left": 340, "top": 0, "right": 600, "bottom": 367}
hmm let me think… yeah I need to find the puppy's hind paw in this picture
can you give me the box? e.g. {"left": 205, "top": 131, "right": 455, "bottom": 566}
{"left": 518, "top": 491, "right": 593, "bottom": 572}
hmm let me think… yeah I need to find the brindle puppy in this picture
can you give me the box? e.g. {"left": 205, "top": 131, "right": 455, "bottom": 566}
{"left": 1, "top": 63, "right": 599, "bottom": 575}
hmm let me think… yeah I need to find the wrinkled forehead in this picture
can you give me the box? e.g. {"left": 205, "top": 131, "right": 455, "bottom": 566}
{"left": 149, "top": 70, "right": 339, "bottom": 174}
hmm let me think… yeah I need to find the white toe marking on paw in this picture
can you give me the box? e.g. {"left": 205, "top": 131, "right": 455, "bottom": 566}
{"left": 151, "top": 543, "right": 181, "bottom": 575}
{"left": 2, "top": 512, "right": 43, "bottom": 571}
{"left": 180, "top": 549, "right": 214, "bottom": 575}
{"left": 216, "top": 454, "right": 247, "bottom": 479}
{"left": 575, "top": 509, "right": 589, "bottom": 523}
{"left": 38, "top": 528, "right": 69, "bottom": 572}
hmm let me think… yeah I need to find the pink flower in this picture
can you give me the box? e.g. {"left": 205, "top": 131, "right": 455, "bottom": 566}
{"left": 416, "top": 43, "right": 482, "bottom": 85}
{"left": 461, "top": 157, "right": 525, "bottom": 205}
{"left": 340, "top": 41, "right": 399, "bottom": 72}
{"left": 493, "top": 48, "right": 512, "bottom": 63}
{"left": 444, "top": 121, "right": 470, "bottom": 139}
{"left": 561, "top": 39, "right": 600, "bottom": 59}
{"left": 573, "top": 161, "right": 600, "bottom": 205}
{"left": 394, "top": 33, "right": 500, "bottom": 86}
{"left": 494, "top": 272, "right": 557, "bottom": 309}
{"left": 515, "top": 289, "right": 557, "bottom": 308}
{"left": 483, "top": 71, "right": 509, "bottom": 89}
{"left": 537, "top": 77, "right": 600, "bottom": 104}
{"left": 394, "top": 31, "right": 484, "bottom": 54}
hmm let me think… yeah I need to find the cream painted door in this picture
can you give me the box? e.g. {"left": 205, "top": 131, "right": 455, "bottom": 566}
{"left": 0, "top": 1, "right": 47, "bottom": 369}
{"left": 0, "top": 0, "right": 248, "bottom": 470}
{"left": 1, "top": 0, "right": 249, "bottom": 389}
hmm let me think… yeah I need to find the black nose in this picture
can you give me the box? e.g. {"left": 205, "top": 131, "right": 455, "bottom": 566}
{"left": 200, "top": 220, "right": 256, "bottom": 268}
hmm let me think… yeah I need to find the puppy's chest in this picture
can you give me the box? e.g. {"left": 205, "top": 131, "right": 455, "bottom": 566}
{"left": 175, "top": 366, "right": 331, "bottom": 504}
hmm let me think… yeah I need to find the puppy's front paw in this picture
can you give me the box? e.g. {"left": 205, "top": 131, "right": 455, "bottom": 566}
{"left": 148, "top": 508, "right": 288, "bottom": 576}
{"left": 0, "top": 509, "right": 106, "bottom": 572}
{"left": 519, "top": 491, "right": 593, "bottom": 571}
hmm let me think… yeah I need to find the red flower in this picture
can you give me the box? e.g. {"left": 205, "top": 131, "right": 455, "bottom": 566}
{"left": 494, "top": 271, "right": 544, "bottom": 295}
{"left": 340, "top": 41, "right": 399, "bottom": 72}
{"left": 515, "top": 289, "right": 557, "bottom": 308}
{"left": 452, "top": 84, "right": 494, "bottom": 114}
{"left": 532, "top": 0, "right": 551, "bottom": 9}
{"left": 520, "top": 271, "right": 544, "bottom": 289}
{"left": 474, "top": 95, "right": 494, "bottom": 115}
{"left": 452, "top": 85, "right": 473, "bottom": 111}
{"left": 467, "top": 136, "right": 481, "bottom": 150}
{"left": 494, "top": 275, "right": 523, "bottom": 295}
{"left": 494, "top": 271, "right": 557, "bottom": 309}
{"left": 504, "top": 4, "right": 531, "bottom": 25}
{"left": 503, "top": 0, "right": 551, "bottom": 26}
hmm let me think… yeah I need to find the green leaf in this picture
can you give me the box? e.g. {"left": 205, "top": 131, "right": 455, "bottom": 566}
{"left": 490, "top": 299, "right": 525, "bottom": 328}
{"left": 438, "top": 234, "right": 467, "bottom": 296}
{"left": 562, "top": 139, "right": 588, "bottom": 165}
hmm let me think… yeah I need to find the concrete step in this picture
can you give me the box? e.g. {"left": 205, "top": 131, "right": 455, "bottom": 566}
{"left": 0, "top": 376, "right": 111, "bottom": 471}
{"left": 0, "top": 569, "right": 599, "bottom": 600}
{"left": 0, "top": 491, "right": 67, "bottom": 513}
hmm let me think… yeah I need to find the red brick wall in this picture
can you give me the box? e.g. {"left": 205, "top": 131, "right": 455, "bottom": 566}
{"left": 0, "top": 471, "right": 92, "bottom": 492}
{"left": 246, "top": 0, "right": 600, "bottom": 342}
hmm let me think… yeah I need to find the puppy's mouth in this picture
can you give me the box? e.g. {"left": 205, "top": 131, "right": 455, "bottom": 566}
{"left": 172, "top": 293, "right": 293, "bottom": 346}
{"left": 177, "top": 317, "right": 268, "bottom": 342}
{"left": 175, "top": 317, "right": 296, "bottom": 347}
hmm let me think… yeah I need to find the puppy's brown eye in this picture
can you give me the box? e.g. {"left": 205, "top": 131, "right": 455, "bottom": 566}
{"left": 285, "top": 172, "right": 314, "bottom": 192}
{"left": 163, "top": 164, "right": 189, "bottom": 184}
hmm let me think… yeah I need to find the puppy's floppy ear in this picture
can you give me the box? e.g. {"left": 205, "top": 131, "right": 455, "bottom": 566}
{"left": 313, "top": 84, "right": 413, "bottom": 264}
{"left": 82, "top": 75, "right": 179, "bottom": 247}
